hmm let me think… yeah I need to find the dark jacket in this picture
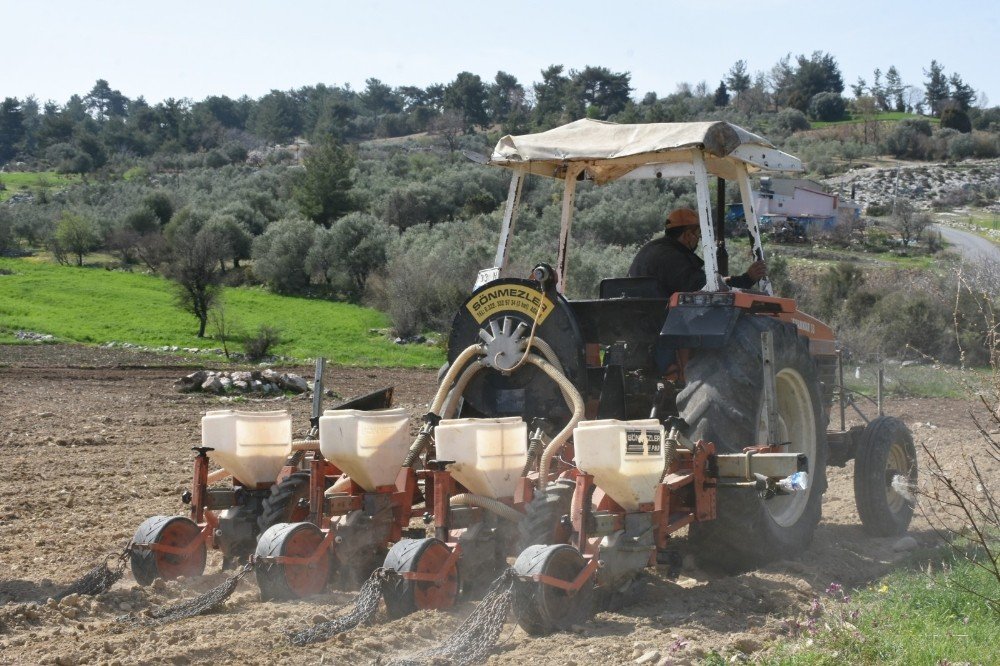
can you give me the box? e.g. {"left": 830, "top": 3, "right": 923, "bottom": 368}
{"left": 628, "top": 235, "right": 753, "bottom": 298}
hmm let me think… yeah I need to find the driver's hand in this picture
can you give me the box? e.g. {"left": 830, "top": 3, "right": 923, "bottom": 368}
{"left": 747, "top": 260, "right": 767, "bottom": 282}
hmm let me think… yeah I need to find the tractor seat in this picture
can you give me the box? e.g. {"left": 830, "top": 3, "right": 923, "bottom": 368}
{"left": 599, "top": 277, "right": 662, "bottom": 299}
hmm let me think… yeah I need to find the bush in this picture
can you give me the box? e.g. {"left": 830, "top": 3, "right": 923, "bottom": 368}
{"left": 242, "top": 325, "right": 282, "bottom": 361}
{"left": 771, "top": 108, "right": 810, "bottom": 137}
{"left": 0, "top": 208, "right": 15, "bottom": 255}
{"left": 142, "top": 191, "right": 174, "bottom": 227}
{"left": 222, "top": 141, "right": 249, "bottom": 164}
{"left": 369, "top": 219, "right": 493, "bottom": 336}
{"left": 940, "top": 108, "right": 972, "bottom": 134}
{"left": 872, "top": 292, "right": 951, "bottom": 360}
{"left": 970, "top": 132, "right": 1000, "bottom": 158}
{"left": 807, "top": 93, "right": 847, "bottom": 122}
{"left": 949, "top": 134, "right": 976, "bottom": 160}
{"left": 123, "top": 206, "right": 160, "bottom": 235}
{"left": 204, "top": 149, "right": 229, "bottom": 168}
{"left": 816, "top": 262, "right": 865, "bottom": 321}
{"left": 864, "top": 202, "right": 890, "bottom": 217}
{"left": 882, "top": 121, "right": 930, "bottom": 159}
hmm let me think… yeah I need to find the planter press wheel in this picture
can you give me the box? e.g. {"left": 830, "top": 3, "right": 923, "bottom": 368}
{"left": 854, "top": 416, "right": 918, "bottom": 536}
{"left": 382, "top": 538, "right": 459, "bottom": 618}
{"left": 512, "top": 544, "right": 593, "bottom": 636}
{"left": 255, "top": 522, "right": 330, "bottom": 600}
{"left": 130, "top": 515, "right": 207, "bottom": 586}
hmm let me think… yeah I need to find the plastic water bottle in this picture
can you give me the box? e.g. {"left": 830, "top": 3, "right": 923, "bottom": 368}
{"left": 777, "top": 471, "right": 809, "bottom": 493}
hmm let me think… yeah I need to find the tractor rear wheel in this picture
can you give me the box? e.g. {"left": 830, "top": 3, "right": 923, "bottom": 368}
{"left": 382, "top": 538, "right": 459, "bottom": 618}
{"left": 516, "top": 479, "right": 575, "bottom": 552}
{"left": 512, "top": 544, "right": 593, "bottom": 636}
{"left": 130, "top": 516, "right": 207, "bottom": 585}
{"left": 854, "top": 416, "right": 917, "bottom": 536}
{"left": 677, "top": 315, "right": 827, "bottom": 572}
{"left": 255, "top": 522, "right": 330, "bottom": 600}
{"left": 257, "top": 472, "right": 311, "bottom": 535}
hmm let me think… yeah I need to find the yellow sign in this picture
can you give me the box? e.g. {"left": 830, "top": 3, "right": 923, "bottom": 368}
{"left": 466, "top": 284, "right": 555, "bottom": 325}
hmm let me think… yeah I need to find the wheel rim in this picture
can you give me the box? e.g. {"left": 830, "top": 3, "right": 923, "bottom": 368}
{"left": 412, "top": 541, "right": 459, "bottom": 611}
{"left": 885, "top": 441, "right": 911, "bottom": 513}
{"left": 281, "top": 526, "right": 328, "bottom": 597}
{"left": 756, "top": 367, "right": 817, "bottom": 527}
{"left": 154, "top": 519, "right": 206, "bottom": 579}
{"left": 538, "top": 547, "right": 585, "bottom": 625}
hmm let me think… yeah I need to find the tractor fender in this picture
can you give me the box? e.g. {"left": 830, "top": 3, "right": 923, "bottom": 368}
{"left": 658, "top": 303, "right": 742, "bottom": 350}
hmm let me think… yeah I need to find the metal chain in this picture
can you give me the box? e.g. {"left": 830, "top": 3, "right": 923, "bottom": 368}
{"left": 119, "top": 562, "right": 254, "bottom": 626}
{"left": 388, "top": 568, "right": 516, "bottom": 666}
{"left": 53, "top": 543, "right": 131, "bottom": 601}
{"left": 288, "top": 567, "right": 398, "bottom": 646}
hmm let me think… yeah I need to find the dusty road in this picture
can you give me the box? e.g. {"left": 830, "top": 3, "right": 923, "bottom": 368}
{"left": 934, "top": 223, "right": 1000, "bottom": 266}
{"left": 0, "top": 344, "right": 994, "bottom": 665}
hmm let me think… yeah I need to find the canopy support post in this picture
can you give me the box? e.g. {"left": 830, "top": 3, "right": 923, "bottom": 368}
{"left": 494, "top": 171, "right": 524, "bottom": 275}
{"left": 556, "top": 165, "right": 583, "bottom": 295}
{"left": 692, "top": 152, "right": 720, "bottom": 292}
{"left": 736, "top": 165, "right": 774, "bottom": 296}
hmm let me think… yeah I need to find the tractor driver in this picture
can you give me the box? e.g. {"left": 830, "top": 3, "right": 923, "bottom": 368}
{"left": 628, "top": 207, "right": 767, "bottom": 298}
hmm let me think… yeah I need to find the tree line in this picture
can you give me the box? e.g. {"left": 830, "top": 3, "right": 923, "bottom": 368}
{"left": 1, "top": 52, "right": 998, "bottom": 352}
{"left": 1, "top": 53, "right": 994, "bottom": 171}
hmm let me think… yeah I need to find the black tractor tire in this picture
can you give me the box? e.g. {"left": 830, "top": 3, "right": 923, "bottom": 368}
{"left": 512, "top": 544, "right": 593, "bottom": 636}
{"left": 257, "top": 472, "right": 311, "bottom": 535}
{"left": 255, "top": 522, "right": 330, "bottom": 600}
{"left": 516, "top": 479, "right": 576, "bottom": 552}
{"left": 678, "top": 314, "right": 827, "bottom": 573}
{"left": 854, "top": 416, "right": 917, "bottom": 537}
{"left": 130, "top": 515, "right": 207, "bottom": 586}
{"left": 382, "top": 538, "right": 460, "bottom": 618}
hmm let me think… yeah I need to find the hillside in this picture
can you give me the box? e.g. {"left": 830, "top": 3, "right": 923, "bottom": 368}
{"left": 823, "top": 158, "right": 1000, "bottom": 212}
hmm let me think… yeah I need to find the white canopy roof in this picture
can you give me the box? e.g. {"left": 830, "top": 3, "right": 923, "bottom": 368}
{"left": 489, "top": 119, "right": 802, "bottom": 183}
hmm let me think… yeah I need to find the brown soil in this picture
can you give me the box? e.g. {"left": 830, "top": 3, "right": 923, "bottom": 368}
{"left": 0, "top": 344, "right": 993, "bottom": 666}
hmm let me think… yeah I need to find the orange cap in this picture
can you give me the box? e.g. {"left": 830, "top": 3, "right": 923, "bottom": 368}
{"left": 665, "top": 208, "right": 699, "bottom": 229}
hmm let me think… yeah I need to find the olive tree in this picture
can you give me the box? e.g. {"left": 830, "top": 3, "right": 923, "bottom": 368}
{"left": 53, "top": 212, "right": 99, "bottom": 266}
{"left": 202, "top": 213, "right": 252, "bottom": 271}
{"left": 251, "top": 216, "right": 317, "bottom": 294}
{"left": 163, "top": 209, "right": 222, "bottom": 337}
{"left": 306, "top": 212, "right": 392, "bottom": 301}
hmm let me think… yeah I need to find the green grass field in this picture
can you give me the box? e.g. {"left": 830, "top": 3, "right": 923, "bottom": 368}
{"left": 766, "top": 550, "right": 999, "bottom": 665}
{"left": 810, "top": 112, "right": 937, "bottom": 130}
{"left": 0, "top": 171, "right": 79, "bottom": 202}
{"left": 0, "top": 257, "right": 444, "bottom": 367}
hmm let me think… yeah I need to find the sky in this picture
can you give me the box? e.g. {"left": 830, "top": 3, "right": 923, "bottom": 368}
{"left": 3, "top": 0, "right": 998, "bottom": 109}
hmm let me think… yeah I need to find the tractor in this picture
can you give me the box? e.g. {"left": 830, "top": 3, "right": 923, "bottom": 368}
{"left": 377, "top": 119, "right": 917, "bottom": 631}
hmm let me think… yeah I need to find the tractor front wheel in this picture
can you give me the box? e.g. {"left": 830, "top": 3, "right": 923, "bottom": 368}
{"left": 516, "top": 479, "right": 575, "bottom": 552}
{"left": 512, "top": 544, "right": 593, "bottom": 636}
{"left": 257, "top": 472, "right": 311, "bottom": 535}
{"left": 382, "top": 538, "right": 459, "bottom": 618}
{"left": 255, "top": 522, "right": 330, "bottom": 600}
{"left": 854, "top": 416, "right": 917, "bottom": 536}
{"left": 678, "top": 315, "right": 827, "bottom": 572}
{"left": 130, "top": 516, "right": 207, "bottom": 585}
